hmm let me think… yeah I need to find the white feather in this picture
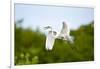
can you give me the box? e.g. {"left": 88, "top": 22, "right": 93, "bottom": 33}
{"left": 45, "top": 31, "right": 56, "bottom": 50}
{"left": 57, "top": 21, "right": 74, "bottom": 43}
{"left": 44, "top": 21, "right": 74, "bottom": 51}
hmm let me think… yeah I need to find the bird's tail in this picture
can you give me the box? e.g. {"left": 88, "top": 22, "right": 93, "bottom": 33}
{"left": 68, "top": 36, "right": 74, "bottom": 44}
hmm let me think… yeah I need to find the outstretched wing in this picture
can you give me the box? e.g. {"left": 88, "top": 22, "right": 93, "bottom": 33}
{"left": 57, "top": 22, "right": 70, "bottom": 39}
{"left": 45, "top": 31, "right": 56, "bottom": 50}
{"left": 60, "top": 21, "right": 70, "bottom": 35}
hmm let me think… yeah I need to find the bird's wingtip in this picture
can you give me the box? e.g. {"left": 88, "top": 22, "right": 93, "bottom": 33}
{"left": 62, "top": 21, "right": 66, "bottom": 24}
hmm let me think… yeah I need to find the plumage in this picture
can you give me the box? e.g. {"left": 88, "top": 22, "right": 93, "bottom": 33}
{"left": 57, "top": 21, "right": 74, "bottom": 43}
{"left": 44, "top": 21, "right": 74, "bottom": 51}
{"left": 45, "top": 31, "right": 57, "bottom": 50}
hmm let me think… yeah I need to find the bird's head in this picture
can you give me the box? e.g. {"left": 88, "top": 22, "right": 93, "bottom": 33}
{"left": 44, "top": 26, "right": 52, "bottom": 31}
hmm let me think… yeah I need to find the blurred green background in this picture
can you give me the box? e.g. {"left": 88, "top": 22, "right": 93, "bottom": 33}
{"left": 15, "top": 19, "right": 94, "bottom": 65}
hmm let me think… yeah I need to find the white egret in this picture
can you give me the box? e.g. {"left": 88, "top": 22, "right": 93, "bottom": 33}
{"left": 44, "top": 26, "right": 57, "bottom": 50}
{"left": 44, "top": 21, "right": 74, "bottom": 50}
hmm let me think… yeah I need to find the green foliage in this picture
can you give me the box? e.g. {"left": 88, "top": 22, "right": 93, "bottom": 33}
{"left": 15, "top": 21, "right": 94, "bottom": 65}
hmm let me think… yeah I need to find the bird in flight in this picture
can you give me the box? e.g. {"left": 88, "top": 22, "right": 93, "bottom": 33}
{"left": 44, "top": 21, "right": 74, "bottom": 51}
